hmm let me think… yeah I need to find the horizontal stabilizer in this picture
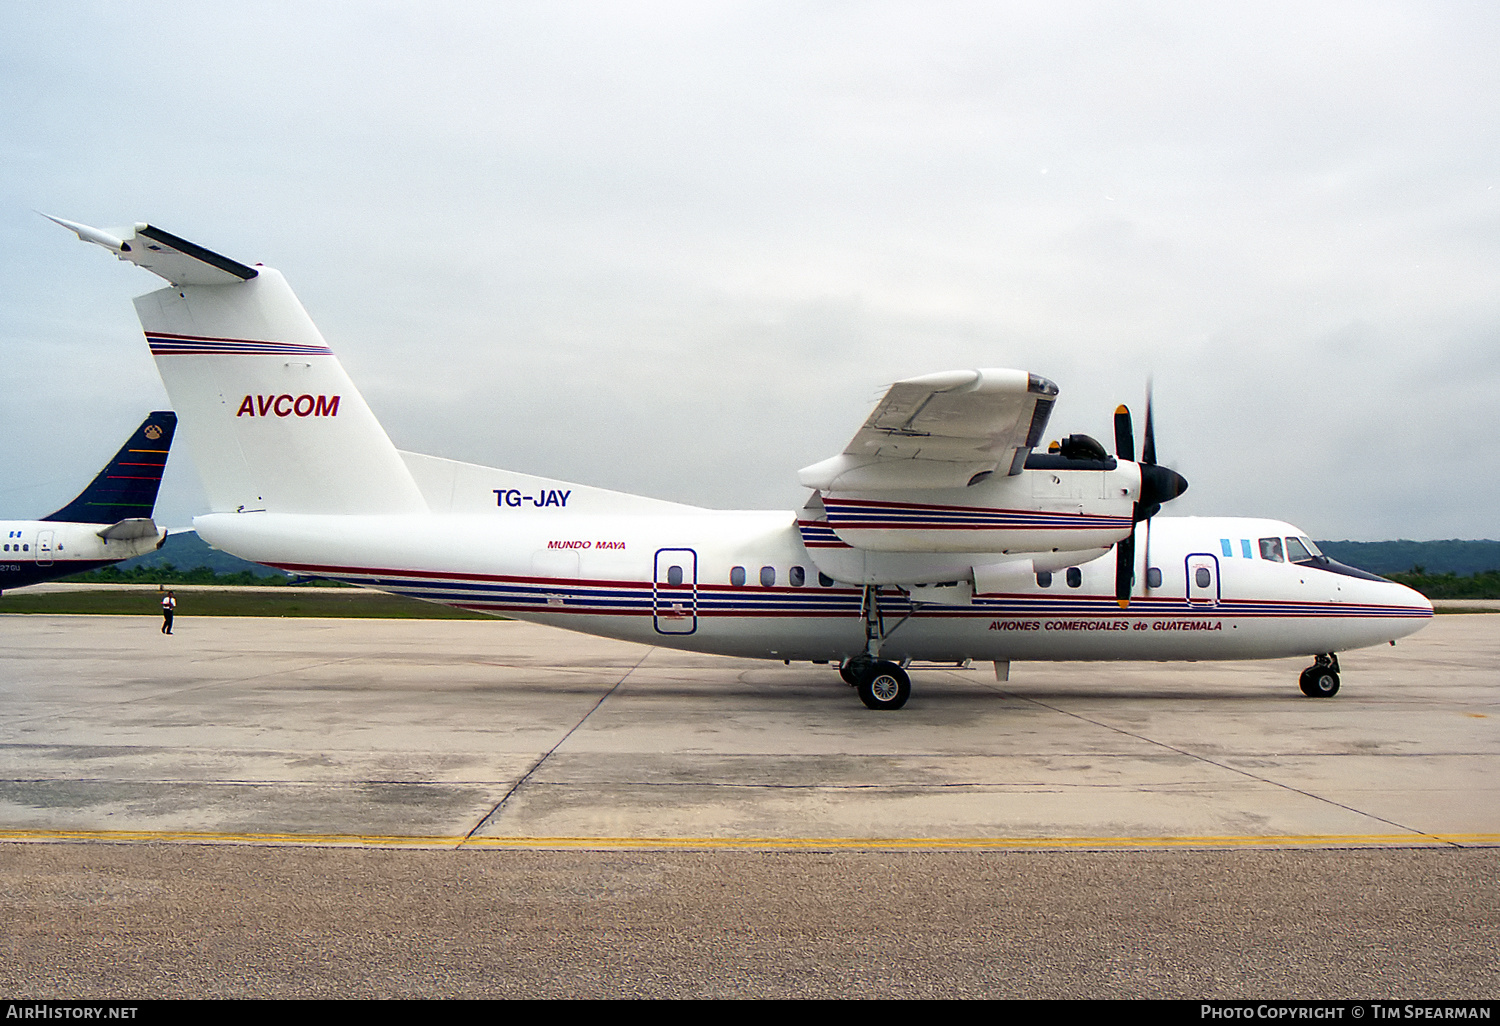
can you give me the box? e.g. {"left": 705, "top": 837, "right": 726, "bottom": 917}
{"left": 97, "top": 518, "right": 161, "bottom": 541}
{"left": 44, "top": 214, "right": 258, "bottom": 286}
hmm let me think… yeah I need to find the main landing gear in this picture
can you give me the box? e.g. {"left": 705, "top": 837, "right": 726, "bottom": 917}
{"left": 838, "top": 585, "right": 915, "bottom": 710}
{"left": 1299, "top": 653, "right": 1341, "bottom": 697}
{"left": 839, "top": 656, "right": 912, "bottom": 711}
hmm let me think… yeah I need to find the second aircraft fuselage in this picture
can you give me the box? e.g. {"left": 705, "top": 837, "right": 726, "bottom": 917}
{"left": 0, "top": 519, "right": 166, "bottom": 592}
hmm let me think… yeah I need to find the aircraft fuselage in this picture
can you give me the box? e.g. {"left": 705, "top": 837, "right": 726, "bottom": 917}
{"left": 196, "top": 510, "right": 1431, "bottom": 665}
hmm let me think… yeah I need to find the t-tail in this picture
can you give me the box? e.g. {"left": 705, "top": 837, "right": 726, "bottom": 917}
{"left": 46, "top": 215, "right": 426, "bottom": 517}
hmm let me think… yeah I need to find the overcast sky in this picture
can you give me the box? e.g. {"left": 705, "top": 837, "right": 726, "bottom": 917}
{"left": 2, "top": 1, "right": 1497, "bottom": 541}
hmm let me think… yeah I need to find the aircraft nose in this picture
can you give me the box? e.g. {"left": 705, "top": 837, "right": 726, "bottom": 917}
{"left": 1399, "top": 581, "right": 1434, "bottom": 617}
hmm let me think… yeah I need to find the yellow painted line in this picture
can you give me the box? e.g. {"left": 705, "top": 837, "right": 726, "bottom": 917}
{"left": 1, "top": 828, "right": 1497, "bottom": 851}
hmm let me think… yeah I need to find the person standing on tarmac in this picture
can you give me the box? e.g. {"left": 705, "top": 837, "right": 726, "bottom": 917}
{"left": 161, "top": 589, "right": 176, "bottom": 635}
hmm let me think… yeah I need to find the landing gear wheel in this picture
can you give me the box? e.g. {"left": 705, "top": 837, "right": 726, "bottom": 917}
{"left": 839, "top": 659, "right": 866, "bottom": 687}
{"left": 857, "top": 661, "right": 911, "bottom": 710}
{"left": 1299, "top": 666, "right": 1340, "bottom": 697}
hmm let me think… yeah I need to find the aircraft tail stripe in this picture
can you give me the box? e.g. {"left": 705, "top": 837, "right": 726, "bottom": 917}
{"left": 146, "top": 333, "right": 335, "bottom": 357}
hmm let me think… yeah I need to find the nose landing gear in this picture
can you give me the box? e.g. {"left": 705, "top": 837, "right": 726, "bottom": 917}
{"left": 1299, "top": 653, "right": 1341, "bottom": 697}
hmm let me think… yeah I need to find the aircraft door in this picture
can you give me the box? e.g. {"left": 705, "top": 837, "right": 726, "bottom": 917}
{"left": 1185, "top": 553, "right": 1219, "bottom": 606}
{"left": 36, "top": 530, "right": 54, "bottom": 567}
{"left": 653, "top": 548, "right": 698, "bottom": 635}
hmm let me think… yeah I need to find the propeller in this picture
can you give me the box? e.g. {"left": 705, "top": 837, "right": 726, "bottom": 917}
{"left": 1113, "top": 388, "right": 1188, "bottom": 608}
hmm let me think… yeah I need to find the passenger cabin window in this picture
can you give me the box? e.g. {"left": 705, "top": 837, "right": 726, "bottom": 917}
{"left": 730, "top": 566, "right": 746, "bottom": 586}
{"left": 790, "top": 565, "right": 805, "bottom": 587}
{"left": 1036, "top": 570, "right": 1053, "bottom": 588}
{"left": 818, "top": 572, "right": 834, "bottom": 587}
{"left": 1065, "top": 567, "right": 1082, "bottom": 588}
{"left": 1146, "top": 567, "right": 1162, "bottom": 589}
{"left": 667, "top": 565, "right": 684, "bottom": 586}
{"left": 1258, "top": 537, "right": 1284, "bottom": 562}
{"left": 1284, "top": 537, "right": 1312, "bottom": 563}
{"left": 760, "top": 566, "right": 776, "bottom": 587}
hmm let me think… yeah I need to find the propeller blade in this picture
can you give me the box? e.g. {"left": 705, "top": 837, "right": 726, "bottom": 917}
{"left": 1115, "top": 524, "right": 1136, "bottom": 608}
{"left": 1142, "top": 386, "right": 1157, "bottom": 466}
{"left": 1142, "top": 516, "right": 1152, "bottom": 593}
{"left": 1113, "top": 405, "right": 1134, "bottom": 462}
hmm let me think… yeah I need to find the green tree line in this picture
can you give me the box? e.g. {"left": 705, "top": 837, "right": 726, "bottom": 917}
{"left": 62, "top": 564, "right": 343, "bottom": 587}
{"left": 1386, "top": 568, "right": 1500, "bottom": 599}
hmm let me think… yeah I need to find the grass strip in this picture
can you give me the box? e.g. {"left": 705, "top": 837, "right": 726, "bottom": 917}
{"left": 0, "top": 589, "right": 495, "bottom": 619}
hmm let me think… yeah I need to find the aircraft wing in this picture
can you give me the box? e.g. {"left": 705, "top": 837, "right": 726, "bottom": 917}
{"left": 798, "top": 369, "right": 1058, "bottom": 491}
{"left": 43, "top": 215, "right": 258, "bottom": 286}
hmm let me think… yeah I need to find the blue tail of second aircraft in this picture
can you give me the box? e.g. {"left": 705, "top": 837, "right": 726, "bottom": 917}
{"left": 42, "top": 411, "right": 177, "bottom": 524}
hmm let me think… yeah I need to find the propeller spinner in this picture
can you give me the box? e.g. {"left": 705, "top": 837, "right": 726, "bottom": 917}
{"left": 1113, "top": 393, "right": 1188, "bottom": 607}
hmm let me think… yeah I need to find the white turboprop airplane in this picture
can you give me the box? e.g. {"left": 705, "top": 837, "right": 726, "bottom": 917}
{"left": 50, "top": 215, "right": 1432, "bottom": 709}
{"left": 1, "top": 410, "right": 176, "bottom": 595}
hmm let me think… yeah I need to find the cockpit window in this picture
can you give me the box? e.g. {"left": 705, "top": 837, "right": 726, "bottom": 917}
{"left": 1300, "top": 537, "right": 1323, "bottom": 557}
{"left": 1258, "top": 537, "right": 1284, "bottom": 562}
{"left": 1284, "top": 537, "right": 1312, "bottom": 563}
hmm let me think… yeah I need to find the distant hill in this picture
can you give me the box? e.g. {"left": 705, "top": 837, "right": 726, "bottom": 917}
{"left": 1315, "top": 540, "right": 1500, "bottom": 576}
{"left": 112, "top": 531, "right": 288, "bottom": 579}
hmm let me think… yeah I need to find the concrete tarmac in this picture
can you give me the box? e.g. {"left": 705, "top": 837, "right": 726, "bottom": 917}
{"left": 1, "top": 612, "right": 1495, "bottom": 847}
{"left": 0, "top": 611, "right": 1496, "bottom": 997}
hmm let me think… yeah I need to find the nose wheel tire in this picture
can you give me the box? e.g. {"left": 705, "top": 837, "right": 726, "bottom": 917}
{"left": 1299, "top": 666, "right": 1340, "bottom": 697}
{"left": 857, "top": 661, "right": 911, "bottom": 710}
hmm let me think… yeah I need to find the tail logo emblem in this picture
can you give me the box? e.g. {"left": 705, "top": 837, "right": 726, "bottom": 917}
{"left": 144, "top": 425, "right": 163, "bottom": 439}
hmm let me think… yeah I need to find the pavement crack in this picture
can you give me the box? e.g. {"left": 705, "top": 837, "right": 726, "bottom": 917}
{"left": 980, "top": 677, "right": 1451, "bottom": 846}
{"left": 459, "top": 649, "right": 653, "bottom": 844}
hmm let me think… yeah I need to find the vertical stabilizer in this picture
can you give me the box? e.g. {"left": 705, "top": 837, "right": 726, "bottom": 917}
{"left": 50, "top": 216, "right": 427, "bottom": 516}
{"left": 135, "top": 271, "right": 427, "bottom": 514}
{"left": 43, "top": 411, "right": 176, "bottom": 524}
